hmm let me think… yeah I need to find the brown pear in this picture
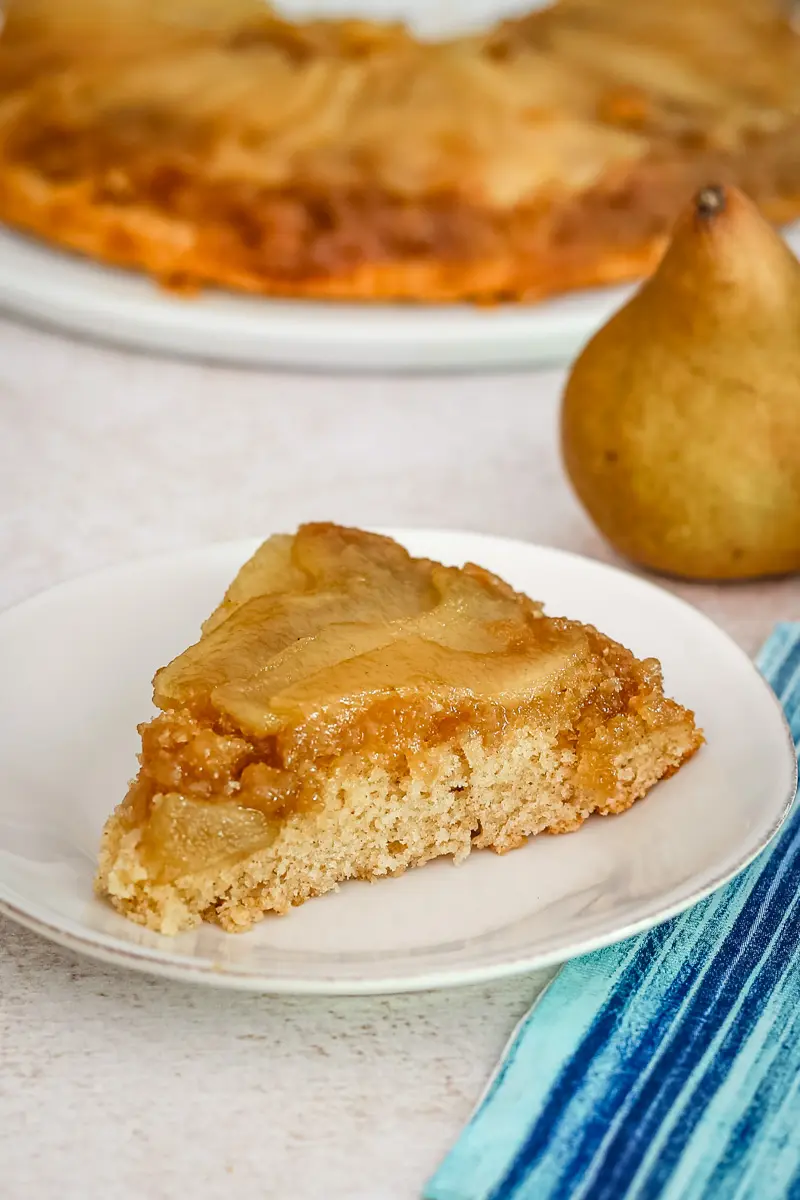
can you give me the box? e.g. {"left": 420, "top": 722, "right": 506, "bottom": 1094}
{"left": 561, "top": 185, "right": 800, "bottom": 580}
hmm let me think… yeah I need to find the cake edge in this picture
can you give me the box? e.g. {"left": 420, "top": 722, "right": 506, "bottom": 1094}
{"left": 96, "top": 714, "right": 703, "bottom": 936}
{"left": 2, "top": 157, "right": 800, "bottom": 303}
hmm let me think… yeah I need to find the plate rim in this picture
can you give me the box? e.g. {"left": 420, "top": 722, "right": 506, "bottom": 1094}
{"left": 1, "top": 223, "right": 798, "bottom": 372}
{"left": 0, "top": 529, "right": 796, "bottom": 994}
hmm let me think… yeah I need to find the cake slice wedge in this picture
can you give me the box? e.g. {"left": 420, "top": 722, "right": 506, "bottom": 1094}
{"left": 96, "top": 524, "right": 703, "bottom": 934}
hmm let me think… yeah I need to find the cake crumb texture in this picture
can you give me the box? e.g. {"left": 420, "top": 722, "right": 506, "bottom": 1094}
{"left": 99, "top": 720, "right": 699, "bottom": 935}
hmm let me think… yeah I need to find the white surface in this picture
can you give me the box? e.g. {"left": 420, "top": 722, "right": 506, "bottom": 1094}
{"left": 1, "top": 315, "right": 799, "bottom": 1198}
{"left": 4, "top": 220, "right": 799, "bottom": 373}
{"left": 0, "top": 227, "right": 626, "bottom": 372}
{"left": 272, "top": 0, "right": 540, "bottom": 35}
{"left": 0, "top": 531, "right": 794, "bottom": 995}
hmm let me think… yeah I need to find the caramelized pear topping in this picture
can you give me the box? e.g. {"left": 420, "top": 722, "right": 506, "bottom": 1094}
{"left": 139, "top": 793, "right": 277, "bottom": 884}
{"left": 154, "top": 523, "right": 554, "bottom": 736}
{"left": 155, "top": 524, "right": 441, "bottom": 713}
{"left": 125, "top": 525, "right": 690, "bottom": 884}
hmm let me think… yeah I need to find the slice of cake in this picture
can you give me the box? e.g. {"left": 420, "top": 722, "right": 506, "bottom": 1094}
{"left": 96, "top": 524, "right": 703, "bottom": 934}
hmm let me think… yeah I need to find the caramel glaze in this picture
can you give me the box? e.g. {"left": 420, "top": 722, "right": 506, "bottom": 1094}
{"left": 8, "top": 111, "right": 800, "bottom": 288}
{"left": 125, "top": 631, "right": 686, "bottom": 883}
{"left": 135, "top": 635, "right": 677, "bottom": 812}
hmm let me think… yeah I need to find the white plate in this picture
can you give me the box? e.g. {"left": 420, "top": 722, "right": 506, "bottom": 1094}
{"left": 3, "top": 217, "right": 799, "bottom": 374}
{"left": 0, "top": 530, "right": 795, "bottom": 993}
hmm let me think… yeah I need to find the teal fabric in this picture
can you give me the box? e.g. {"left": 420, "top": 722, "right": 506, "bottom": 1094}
{"left": 427, "top": 624, "right": 800, "bottom": 1200}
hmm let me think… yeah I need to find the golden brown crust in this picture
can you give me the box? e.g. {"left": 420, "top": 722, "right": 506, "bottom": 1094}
{"left": 1, "top": 0, "right": 799, "bottom": 303}
{"left": 0, "top": 156, "right": 667, "bottom": 302}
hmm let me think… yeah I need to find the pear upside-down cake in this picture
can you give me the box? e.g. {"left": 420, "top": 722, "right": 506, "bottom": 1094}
{"left": 0, "top": 0, "right": 799, "bottom": 303}
{"left": 95, "top": 524, "right": 703, "bottom": 935}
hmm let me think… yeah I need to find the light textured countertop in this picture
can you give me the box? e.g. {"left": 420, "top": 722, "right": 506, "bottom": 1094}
{"left": 1, "top": 316, "right": 798, "bottom": 1200}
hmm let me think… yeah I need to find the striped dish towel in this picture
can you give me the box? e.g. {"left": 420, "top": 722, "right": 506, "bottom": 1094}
{"left": 426, "top": 622, "right": 800, "bottom": 1200}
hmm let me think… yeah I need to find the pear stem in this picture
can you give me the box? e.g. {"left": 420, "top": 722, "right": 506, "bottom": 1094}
{"left": 695, "top": 186, "right": 726, "bottom": 219}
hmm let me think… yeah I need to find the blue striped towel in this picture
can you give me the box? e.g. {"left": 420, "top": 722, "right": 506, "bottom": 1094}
{"left": 426, "top": 622, "right": 800, "bottom": 1200}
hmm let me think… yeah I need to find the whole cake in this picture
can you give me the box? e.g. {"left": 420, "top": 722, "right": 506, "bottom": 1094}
{"left": 0, "top": 0, "right": 798, "bottom": 303}
{"left": 96, "top": 524, "right": 703, "bottom": 934}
